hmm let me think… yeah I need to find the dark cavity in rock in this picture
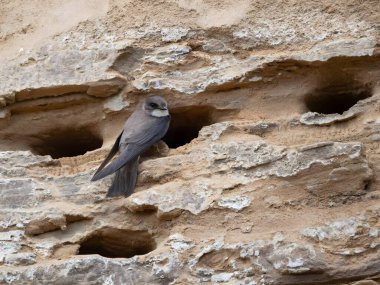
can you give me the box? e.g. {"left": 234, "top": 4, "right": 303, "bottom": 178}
{"left": 77, "top": 227, "right": 156, "bottom": 258}
{"left": 162, "top": 105, "right": 215, "bottom": 148}
{"left": 304, "top": 77, "right": 372, "bottom": 115}
{"left": 30, "top": 126, "right": 103, "bottom": 159}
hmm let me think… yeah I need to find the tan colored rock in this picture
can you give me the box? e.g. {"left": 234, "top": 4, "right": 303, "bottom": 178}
{"left": 1, "top": 0, "right": 380, "bottom": 284}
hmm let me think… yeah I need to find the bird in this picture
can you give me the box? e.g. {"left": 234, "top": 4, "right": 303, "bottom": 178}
{"left": 91, "top": 96, "right": 170, "bottom": 197}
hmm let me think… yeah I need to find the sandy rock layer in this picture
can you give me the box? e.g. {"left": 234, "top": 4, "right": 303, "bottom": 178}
{"left": 1, "top": 0, "right": 380, "bottom": 284}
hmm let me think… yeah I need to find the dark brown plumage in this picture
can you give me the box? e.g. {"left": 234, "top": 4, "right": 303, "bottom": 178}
{"left": 92, "top": 96, "right": 170, "bottom": 197}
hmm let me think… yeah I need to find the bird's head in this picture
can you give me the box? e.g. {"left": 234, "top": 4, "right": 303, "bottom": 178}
{"left": 143, "top": 96, "right": 170, "bottom": 117}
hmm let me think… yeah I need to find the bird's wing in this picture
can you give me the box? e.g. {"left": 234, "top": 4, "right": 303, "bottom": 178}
{"left": 91, "top": 144, "right": 145, "bottom": 181}
{"left": 124, "top": 116, "right": 170, "bottom": 145}
{"left": 91, "top": 132, "right": 122, "bottom": 181}
{"left": 91, "top": 116, "right": 169, "bottom": 181}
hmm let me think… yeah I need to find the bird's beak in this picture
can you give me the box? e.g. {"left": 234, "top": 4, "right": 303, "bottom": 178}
{"left": 161, "top": 106, "right": 168, "bottom": 110}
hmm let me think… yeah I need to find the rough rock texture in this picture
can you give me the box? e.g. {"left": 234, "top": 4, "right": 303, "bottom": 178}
{"left": 1, "top": 1, "right": 380, "bottom": 284}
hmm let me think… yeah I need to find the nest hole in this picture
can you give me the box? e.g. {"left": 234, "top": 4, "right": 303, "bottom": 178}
{"left": 30, "top": 127, "right": 103, "bottom": 159}
{"left": 162, "top": 105, "right": 215, "bottom": 148}
{"left": 304, "top": 81, "right": 372, "bottom": 115}
{"left": 77, "top": 227, "right": 156, "bottom": 258}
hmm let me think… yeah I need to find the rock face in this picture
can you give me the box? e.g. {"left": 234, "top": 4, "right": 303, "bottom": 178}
{"left": 1, "top": 0, "right": 380, "bottom": 284}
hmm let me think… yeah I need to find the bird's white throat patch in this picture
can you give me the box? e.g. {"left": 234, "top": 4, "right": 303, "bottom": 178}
{"left": 151, "top": 109, "right": 169, "bottom": 117}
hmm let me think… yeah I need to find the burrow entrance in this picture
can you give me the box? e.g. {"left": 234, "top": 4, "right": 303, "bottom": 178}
{"left": 77, "top": 227, "right": 156, "bottom": 258}
{"left": 162, "top": 105, "right": 216, "bottom": 148}
{"left": 304, "top": 71, "right": 372, "bottom": 115}
{"left": 30, "top": 126, "right": 103, "bottom": 159}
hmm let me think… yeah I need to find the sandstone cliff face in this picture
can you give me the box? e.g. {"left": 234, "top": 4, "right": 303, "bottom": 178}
{"left": 1, "top": 1, "right": 380, "bottom": 284}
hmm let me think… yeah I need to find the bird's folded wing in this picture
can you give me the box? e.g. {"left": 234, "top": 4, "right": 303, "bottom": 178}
{"left": 91, "top": 132, "right": 122, "bottom": 181}
{"left": 124, "top": 115, "right": 170, "bottom": 145}
{"left": 91, "top": 143, "right": 146, "bottom": 181}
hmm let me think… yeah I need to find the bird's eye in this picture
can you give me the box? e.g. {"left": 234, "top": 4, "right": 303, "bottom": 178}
{"left": 149, "top": 103, "right": 158, "bottom": 108}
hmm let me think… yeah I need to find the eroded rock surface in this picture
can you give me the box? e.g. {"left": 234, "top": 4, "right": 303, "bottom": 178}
{"left": 1, "top": 0, "right": 380, "bottom": 284}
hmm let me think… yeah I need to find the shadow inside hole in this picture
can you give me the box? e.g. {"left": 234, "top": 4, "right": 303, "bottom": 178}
{"left": 162, "top": 105, "right": 215, "bottom": 148}
{"left": 31, "top": 127, "right": 103, "bottom": 159}
{"left": 77, "top": 227, "right": 156, "bottom": 258}
{"left": 304, "top": 81, "right": 372, "bottom": 115}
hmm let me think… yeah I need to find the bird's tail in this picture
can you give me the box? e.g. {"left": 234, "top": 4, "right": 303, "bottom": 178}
{"left": 106, "top": 156, "right": 139, "bottom": 197}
